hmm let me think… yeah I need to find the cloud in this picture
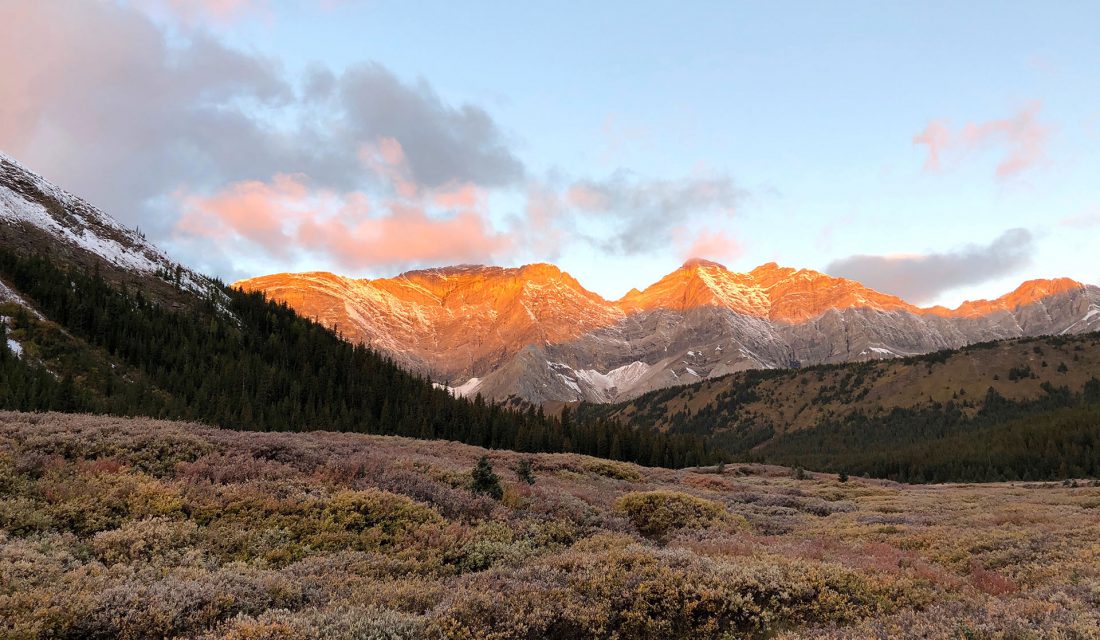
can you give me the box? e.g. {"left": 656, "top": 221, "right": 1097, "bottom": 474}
{"left": 151, "top": 0, "right": 269, "bottom": 24}
{"left": 912, "top": 121, "right": 951, "bottom": 172}
{"left": 564, "top": 170, "right": 743, "bottom": 254}
{"left": 0, "top": 2, "right": 522, "bottom": 236}
{"left": 677, "top": 228, "right": 742, "bottom": 263}
{"left": 334, "top": 64, "right": 525, "bottom": 189}
{"left": 0, "top": 1, "right": 740, "bottom": 278}
{"left": 913, "top": 103, "right": 1051, "bottom": 179}
{"left": 1060, "top": 209, "right": 1100, "bottom": 229}
{"left": 825, "top": 228, "right": 1035, "bottom": 303}
{"left": 0, "top": 1, "right": 294, "bottom": 231}
{"left": 177, "top": 173, "right": 513, "bottom": 272}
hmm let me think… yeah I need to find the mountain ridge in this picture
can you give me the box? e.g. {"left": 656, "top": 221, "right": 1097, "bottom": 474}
{"left": 236, "top": 260, "right": 1100, "bottom": 404}
{"left": 240, "top": 259, "right": 1088, "bottom": 317}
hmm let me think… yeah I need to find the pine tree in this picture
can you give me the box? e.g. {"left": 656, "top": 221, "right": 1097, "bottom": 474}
{"left": 471, "top": 456, "right": 503, "bottom": 499}
{"left": 515, "top": 458, "right": 535, "bottom": 485}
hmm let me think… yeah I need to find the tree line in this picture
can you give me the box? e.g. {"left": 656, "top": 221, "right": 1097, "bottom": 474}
{"left": 751, "top": 383, "right": 1100, "bottom": 482}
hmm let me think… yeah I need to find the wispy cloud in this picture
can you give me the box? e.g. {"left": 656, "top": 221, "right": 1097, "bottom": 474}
{"left": 1060, "top": 208, "right": 1100, "bottom": 229}
{"left": 825, "top": 228, "right": 1035, "bottom": 304}
{"left": 564, "top": 171, "right": 744, "bottom": 254}
{"left": 913, "top": 103, "right": 1051, "bottom": 179}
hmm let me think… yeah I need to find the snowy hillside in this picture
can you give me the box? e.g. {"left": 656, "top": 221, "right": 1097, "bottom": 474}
{"left": 0, "top": 151, "right": 213, "bottom": 297}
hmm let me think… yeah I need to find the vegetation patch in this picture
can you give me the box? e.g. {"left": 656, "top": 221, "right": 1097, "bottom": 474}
{"left": 617, "top": 490, "right": 734, "bottom": 539}
{"left": 3, "top": 412, "right": 1100, "bottom": 639}
{"left": 585, "top": 460, "right": 644, "bottom": 482}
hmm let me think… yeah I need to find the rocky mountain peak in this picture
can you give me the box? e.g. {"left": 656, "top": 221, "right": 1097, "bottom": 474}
{"left": 679, "top": 257, "right": 727, "bottom": 270}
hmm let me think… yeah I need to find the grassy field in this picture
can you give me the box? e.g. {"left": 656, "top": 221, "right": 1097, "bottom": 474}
{"left": 2, "top": 411, "right": 1099, "bottom": 639}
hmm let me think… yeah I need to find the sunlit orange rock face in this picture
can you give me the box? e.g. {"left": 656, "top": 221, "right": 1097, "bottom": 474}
{"left": 620, "top": 260, "right": 920, "bottom": 321}
{"left": 236, "top": 264, "right": 625, "bottom": 381}
{"left": 235, "top": 259, "right": 1100, "bottom": 403}
{"left": 929, "top": 278, "right": 1085, "bottom": 318}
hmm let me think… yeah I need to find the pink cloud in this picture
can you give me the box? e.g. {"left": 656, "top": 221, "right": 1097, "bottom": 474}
{"left": 912, "top": 120, "right": 951, "bottom": 172}
{"left": 1060, "top": 209, "right": 1100, "bottom": 229}
{"left": 359, "top": 138, "right": 419, "bottom": 199}
{"left": 432, "top": 183, "right": 484, "bottom": 210}
{"left": 913, "top": 102, "right": 1051, "bottom": 179}
{"left": 175, "top": 173, "right": 512, "bottom": 271}
{"left": 565, "top": 184, "right": 610, "bottom": 210}
{"left": 298, "top": 207, "right": 511, "bottom": 268}
{"left": 677, "top": 228, "right": 742, "bottom": 262}
{"left": 176, "top": 174, "right": 308, "bottom": 257}
{"left": 139, "top": 0, "right": 270, "bottom": 25}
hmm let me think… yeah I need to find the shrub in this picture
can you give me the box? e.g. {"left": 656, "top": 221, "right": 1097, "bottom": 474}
{"left": 447, "top": 521, "right": 534, "bottom": 573}
{"left": 207, "top": 606, "right": 431, "bottom": 640}
{"left": 616, "top": 491, "right": 732, "bottom": 539}
{"left": 585, "top": 460, "right": 643, "bottom": 482}
{"left": 91, "top": 517, "right": 199, "bottom": 564}
{"left": 515, "top": 458, "right": 535, "bottom": 485}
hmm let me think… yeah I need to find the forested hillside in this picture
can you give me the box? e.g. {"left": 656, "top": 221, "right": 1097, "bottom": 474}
{"left": 0, "top": 247, "right": 711, "bottom": 468}
{"left": 580, "top": 333, "right": 1100, "bottom": 482}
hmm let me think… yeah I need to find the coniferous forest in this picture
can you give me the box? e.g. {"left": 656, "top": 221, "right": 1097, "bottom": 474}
{"left": 745, "top": 385, "right": 1100, "bottom": 483}
{"left": 0, "top": 247, "right": 712, "bottom": 468}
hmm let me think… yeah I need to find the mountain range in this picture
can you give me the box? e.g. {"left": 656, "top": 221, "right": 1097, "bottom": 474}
{"left": 236, "top": 259, "right": 1100, "bottom": 404}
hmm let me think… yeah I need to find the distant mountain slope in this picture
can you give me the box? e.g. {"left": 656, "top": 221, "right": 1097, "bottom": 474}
{"left": 0, "top": 151, "right": 709, "bottom": 467}
{"left": 238, "top": 259, "right": 1100, "bottom": 404}
{"left": 579, "top": 330, "right": 1100, "bottom": 481}
{"left": 0, "top": 151, "right": 216, "bottom": 309}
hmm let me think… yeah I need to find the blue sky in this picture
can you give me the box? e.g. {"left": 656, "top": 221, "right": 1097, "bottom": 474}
{"left": 3, "top": 1, "right": 1098, "bottom": 305}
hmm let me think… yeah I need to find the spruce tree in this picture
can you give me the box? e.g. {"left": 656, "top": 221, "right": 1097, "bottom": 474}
{"left": 472, "top": 456, "right": 503, "bottom": 499}
{"left": 515, "top": 458, "right": 535, "bottom": 485}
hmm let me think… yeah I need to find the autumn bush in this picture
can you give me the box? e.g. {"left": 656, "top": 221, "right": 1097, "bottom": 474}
{"left": 2, "top": 411, "right": 1099, "bottom": 639}
{"left": 616, "top": 490, "right": 735, "bottom": 539}
{"left": 585, "top": 460, "right": 644, "bottom": 482}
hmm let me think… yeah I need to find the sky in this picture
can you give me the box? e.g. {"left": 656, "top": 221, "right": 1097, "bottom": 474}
{"left": 1, "top": 0, "right": 1098, "bottom": 307}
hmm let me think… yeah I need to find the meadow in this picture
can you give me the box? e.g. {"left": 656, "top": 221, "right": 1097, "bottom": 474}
{"left": 1, "top": 411, "right": 1099, "bottom": 639}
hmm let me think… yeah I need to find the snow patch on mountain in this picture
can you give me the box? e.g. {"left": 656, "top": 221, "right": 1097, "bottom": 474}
{"left": 0, "top": 152, "right": 211, "bottom": 296}
{"left": 0, "top": 279, "right": 41, "bottom": 318}
{"left": 435, "top": 377, "right": 483, "bottom": 398}
{"left": 573, "top": 361, "right": 651, "bottom": 395}
{"left": 1061, "top": 306, "right": 1100, "bottom": 334}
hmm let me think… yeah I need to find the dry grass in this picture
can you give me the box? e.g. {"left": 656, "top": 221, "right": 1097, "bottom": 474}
{"left": 1, "top": 411, "right": 1098, "bottom": 639}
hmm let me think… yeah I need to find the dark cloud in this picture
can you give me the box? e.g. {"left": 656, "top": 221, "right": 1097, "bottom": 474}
{"left": 0, "top": 1, "right": 523, "bottom": 238}
{"left": 565, "top": 170, "right": 743, "bottom": 254}
{"left": 825, "top": 228, "right": 1034, "bottom": 303}
{"left": 335, "top": 64, "right": 525, "bottom": 188}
